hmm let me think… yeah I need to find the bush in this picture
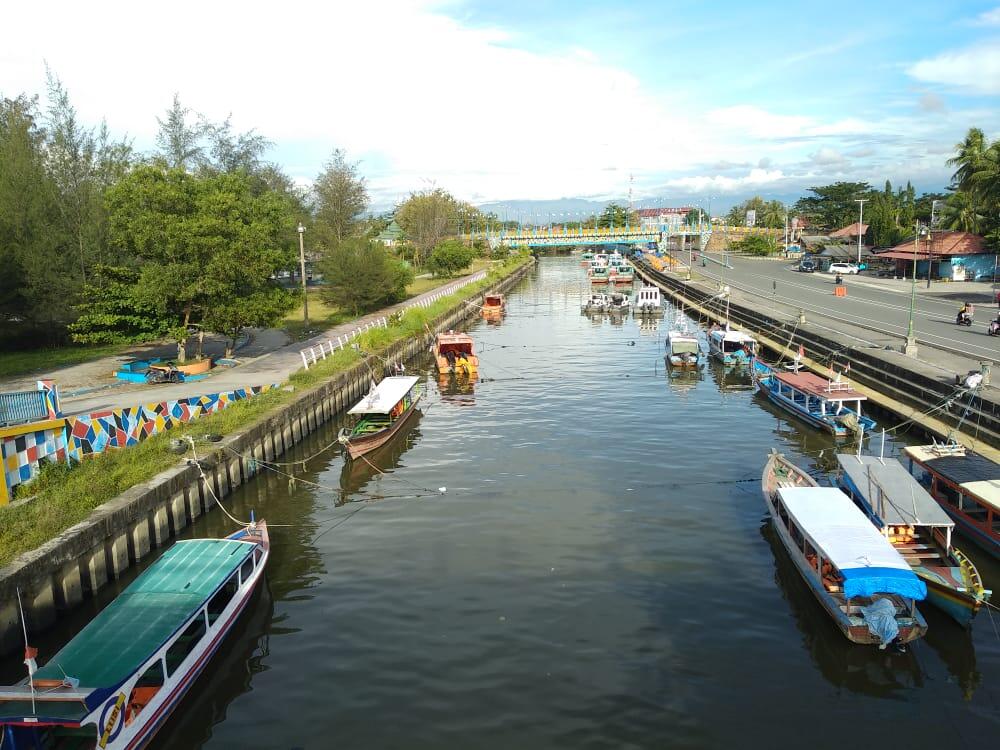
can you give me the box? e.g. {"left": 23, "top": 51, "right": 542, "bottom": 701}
{"left": 426, "top": 239, "right": 477, "bottom": 277}
{"left": 731, "top": 234, "right": 779, "bottom": 256}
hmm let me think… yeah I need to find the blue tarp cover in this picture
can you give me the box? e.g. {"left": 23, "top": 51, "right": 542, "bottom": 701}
{"left": 841, "top": 566, "right": 927, "bottom": 600}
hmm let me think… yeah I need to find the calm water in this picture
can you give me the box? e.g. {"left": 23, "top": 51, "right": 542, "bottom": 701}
{"left": 8, "top": 257, "right": 1000, "bottom": 748}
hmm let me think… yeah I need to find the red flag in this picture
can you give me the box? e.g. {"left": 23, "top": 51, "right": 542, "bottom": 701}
{"left": 24, "top": 646, "right": 37, "bottom": 676}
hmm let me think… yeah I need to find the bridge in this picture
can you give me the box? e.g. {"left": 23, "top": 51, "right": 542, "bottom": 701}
{"left": 465, "top": 225, "right": 712, "bottom": 249}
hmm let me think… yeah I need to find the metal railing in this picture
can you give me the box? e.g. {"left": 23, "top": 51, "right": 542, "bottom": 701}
{"left": 0, "top": 390, "right": 48, "bottom": 427}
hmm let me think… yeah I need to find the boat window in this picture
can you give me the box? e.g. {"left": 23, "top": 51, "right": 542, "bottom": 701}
{"left": 165, "top": 612, "right": 208, "bottom": 676}
{"left": 960, "top": 495, "right": 989, "bottom": 524}
{"left": 254, "top": 547, "right": 263, "bottom": 565}
{"left": 789, "top": 521, "right": 805, "bottom": 551}
{"left": 992, "top": 511, "right": 1000, "bottom": 534}
{"left": 935, "top": 479, "right": 960, "bottom": 507}
{"left": 207, "top": 573, "right": 239, "bottom": 625}
{"left": 126, "top": 659, "right": 165, "bottom": 726}
{"left": 240, "top": 556, "right": 254, "bottom": 585}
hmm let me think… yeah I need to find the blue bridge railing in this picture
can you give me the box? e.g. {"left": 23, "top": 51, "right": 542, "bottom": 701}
{"left": 0, "top": 390, "right": 49, "bottom": 427}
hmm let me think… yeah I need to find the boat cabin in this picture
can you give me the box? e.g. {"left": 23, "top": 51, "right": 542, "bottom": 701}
{"left": 483, "top": 294, "right": 505, "bottom": 311}
{"left": 434, "top": 332, "right": 478, "bottom": 375}
{"left": 758, "top": 367, "right": 875, "bottom": 436}
{"left": 708, "top": 326, "right": 757, "bottom": 363}
{"left": 589, "top": 265, "right": 609, "bottom": 282}
{"left": 634, "top": 286, "right": 661, "bottom": 311}
{"left": 904, "top": 443, "right": 1000, "bottom": 556}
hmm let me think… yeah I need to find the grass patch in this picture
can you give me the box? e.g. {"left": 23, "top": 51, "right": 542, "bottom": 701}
{"left": 0, "top": 343, "right": 131, "bottom": 380}
{"left": 0, "top": 254, "right": 532, "bottom": 568}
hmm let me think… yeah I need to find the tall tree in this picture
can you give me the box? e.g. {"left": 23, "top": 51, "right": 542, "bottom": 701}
{"left": 155, "top": 93, "right": 207, "bottom": 170}
{"left": 596, "top": 202, "right": 637, "bottom": 228}
{"left": 940, "top": 190, "right": 985, "bottom": 234}
{"left": 947, "top": 127, "right": 987, "bottom": 190}
{"left": 792, "top": 182, "right": 873, "bottom": 230}
{"left": 313, "top": 148, "right": 368, "bottom": 247}
{"left": 203, "top": 116, "right": 272, "bottom": 175}
{"left": 396, "top": 188, "right": 459, "bottom": 265}
{"left": 317, "top": 237, "right": 413, "bottom": 314}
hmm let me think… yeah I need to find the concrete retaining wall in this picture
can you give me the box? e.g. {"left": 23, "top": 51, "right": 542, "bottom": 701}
{"left": 0, "top": 259, "right": 534, "bottom": 655}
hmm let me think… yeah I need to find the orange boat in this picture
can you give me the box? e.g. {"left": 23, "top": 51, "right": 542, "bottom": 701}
{"left": 483, "top": 293, "right": 505, "bottom": 313}
{"left": 434, "top": 331, "right": 479, "bottom": 375}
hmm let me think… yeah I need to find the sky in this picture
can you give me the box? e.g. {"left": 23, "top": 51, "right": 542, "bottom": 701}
{"left": 3, "top": 0, "right": 1000, "bottom": 213}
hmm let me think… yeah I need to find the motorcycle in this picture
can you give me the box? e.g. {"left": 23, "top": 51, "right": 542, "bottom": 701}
{"left": 989, "top": 320, "right": 1000, "bottom": 336}
{"left": 145, "top": 364, "right": 182, "bottom": 384}
{"left": 957, "top": 310, "right": 974, "bottom": 327}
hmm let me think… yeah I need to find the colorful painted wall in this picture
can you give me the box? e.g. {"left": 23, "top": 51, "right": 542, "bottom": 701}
{"left": 0, "top": 384, "right": 276, "bottom": 504}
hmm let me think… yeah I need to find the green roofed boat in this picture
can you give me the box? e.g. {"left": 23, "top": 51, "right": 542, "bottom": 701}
{"left": 0, "top": 520, "right": 269, "bottom": 749}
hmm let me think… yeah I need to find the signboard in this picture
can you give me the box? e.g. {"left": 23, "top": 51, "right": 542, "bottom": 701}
{"left": 745, "top": 210, "right": 756, "bottom": 227}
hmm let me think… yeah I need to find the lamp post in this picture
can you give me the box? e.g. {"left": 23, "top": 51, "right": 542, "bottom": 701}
{"left": 854, "top": 198, "right": 868, "bottom": 266}
{"left": 927, "top": 199, "right": 940, "bottom": 289}
{"left": 904, "top": 225, "right": 927, "bottom": 357}
{"left": 297, "top": 223, "right": 309, "bottom": 330}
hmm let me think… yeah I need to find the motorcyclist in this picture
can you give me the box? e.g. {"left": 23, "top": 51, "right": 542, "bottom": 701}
{"left": 834, "top": 273, "right": 843, "bottom": 285}
{"left": 991, "top": 312, "right": 1000, "bottom": 336}
{"left": 958, "top": 302, "right": 974, "bottom": 325}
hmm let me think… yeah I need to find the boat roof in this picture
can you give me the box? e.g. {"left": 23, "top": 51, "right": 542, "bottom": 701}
{"left": 836, "top": 455, "right": 953, "bottom": 528}
{"left": 710, "top": 328, "right": 756, "bottom": 343}
{"left": 773, "top": 371, "right": 866, "bottom": 401}
{"left": 348, "top": 376, "right": 419, "bottom": 415}
{"left": 777, "top": 486, "right": 925, "bottom": 600}
{"left": 904, "top": 445, "right": 1000, "bottom": 512}
{"left": 436, "top": 331, "right": 473, "bottom": 343}
{"left": 35, "top": 539, "right": 252, "bottom": 692}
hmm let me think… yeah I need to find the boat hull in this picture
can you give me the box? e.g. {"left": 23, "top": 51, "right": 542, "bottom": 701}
{"left": 341, "top": 399, "right": 421, "bottom": 459}
{"left": 755, "top": 375, "right": 846, "bottom": 436}
{"left": 922, "top": 575, "right": 981, "bottom": 626}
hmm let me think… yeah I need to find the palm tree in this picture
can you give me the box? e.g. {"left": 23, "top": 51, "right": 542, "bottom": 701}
{"left": 760, "top": 200, "right": 786, "bottom": 229}
{"left": 939, "top": 191, "right": 984, "bottom": 234}
{"left": 946, "top": 127, "right": 986, "bottom": 191}
{"left": 969, "top": 141, "right": 1000, "bottom": 209}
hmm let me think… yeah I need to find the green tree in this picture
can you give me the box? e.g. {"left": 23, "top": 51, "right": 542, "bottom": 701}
{"left": 396, "top": 188, "right": 460, "bottom": 265}
{"left": 105, "top": 165, "right": 295, "bottom": 360}
{"left": 939, "top": 190, "right": 985, "bottom": 234}
{"left": 313, "top": 148, "right": 368, "bottom": 247}
{"left": 792, "top": 182, "right": 873, "bottom": 230}
{"left": 317, "top": 238, "right": 413, "bottom": 314}
{"left": 685, "top": 208, "right": 700, "bottom": 226}
{"left": 69, "top": 265, "right": 172, "bottom": 344}
{"left": 426, "top": 239, "right": 476, "bottom": 276}
{"left": 596, "top": 202, "right": 637, "bottom": 228}
{"left": 947, "top": 127, "right": 987, "bottom": 190}
{"left": 731, "top": 234, "right": 779, "bottom": 256}
{"left": 865, "top": 193, "right": 902, "bottom": 247}
{"left": 155, "top": 93, "right": 208, "bottom": 170}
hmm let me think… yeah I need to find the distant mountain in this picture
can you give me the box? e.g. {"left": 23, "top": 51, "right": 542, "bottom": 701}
{"left": 476, "top": 198, "right": 611, "bottom": 220}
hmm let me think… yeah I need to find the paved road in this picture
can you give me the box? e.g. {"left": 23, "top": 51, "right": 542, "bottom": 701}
{"left": 694, "top": 253, "right": 1000, "bottom": 374}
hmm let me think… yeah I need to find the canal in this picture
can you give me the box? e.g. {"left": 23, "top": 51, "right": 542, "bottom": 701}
{"left": 7, "top": 256, "right": 1000, "bottom": 748}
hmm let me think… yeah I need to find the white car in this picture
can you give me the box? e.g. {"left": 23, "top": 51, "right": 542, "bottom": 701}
{"left": 828, "top": 262, "right": 859, "bottom": 275}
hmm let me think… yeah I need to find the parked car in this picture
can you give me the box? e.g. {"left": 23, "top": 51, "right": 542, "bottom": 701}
{"left": 828, "top": 262, "right": 859, "bottom": 275}
{"left": 798, "top": 258, "right": 816, "bottom": 273}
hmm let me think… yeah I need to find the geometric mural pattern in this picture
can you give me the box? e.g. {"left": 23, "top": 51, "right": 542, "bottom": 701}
{"left": 1, "top": 384, "right": 275, "bottom": 502}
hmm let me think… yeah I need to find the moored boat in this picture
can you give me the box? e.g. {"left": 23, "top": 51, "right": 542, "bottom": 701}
{"left": 665, "top": 327, "right": 701, "bottom": 368}
{"left": 482, "top": 293, "right": 506, "bottom": 320}
{"left": 904, "top": 442, "right": 1000, "bottom": 558}
{"left": 762, "top": 451, "right": 928, "bottom": 647}
{"left": 0, "top": 521, "right": 270, "bottom": 749}
{"left": 589, "top": 265, "right": 610, "bottom": 284}
{"left": 581, "top": 293, "right": 610, "bottom": 313}
{"left": 752, "top": 360, "right": 876, "bottom": 437}
{"left": 836, "top": 453, "right": 990, "bottom": 625}
{"left": 608, "top": 265, "right": 634, "bottom": 284}
{"left": 338, "top": 375, "right": 423, "bottom": 459}
{"left": 707, "top": 324, "right": 756, "bottom": 364}
{"left": 633, "top": 285, "right": 661, "bottom": 315}
{"left": 607, "top": 291, "right": 631, "bottom": 314}
{"left": 433, "top": 331, "right": 479, "bottom": 375}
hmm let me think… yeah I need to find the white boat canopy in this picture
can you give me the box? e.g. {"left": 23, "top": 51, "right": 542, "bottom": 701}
{"left": 348, "top": 376, "right": 419, "bottom": 415}
{"left": 836, "top": 455, "right": 953, "bottom": 528}
{"left": 711, "top": 328, "right": 756, "bottom": 344}
{"left": 777, "top": 486, "right": 926, "bottom": 600}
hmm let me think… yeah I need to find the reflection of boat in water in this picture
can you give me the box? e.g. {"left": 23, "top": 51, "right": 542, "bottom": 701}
{"left": 665, "top": 366, "right": 702, "bottom": 392}
{"left": 760, "top": 521, "right": 925, "bottom": 696}
{"left": 338, "top": 376, "right": 422, "bottom": 459}
{"left": 709, "top": 360, "right": 754, "bottom": 392}
{"left": 436, "top": 373, "right": 476, "bottom": 403}
{"left": 762, "top": 451, "right": 928, "bottom": 647}
{"left": 340, "top": 410, "right": 423, "bottom": 496}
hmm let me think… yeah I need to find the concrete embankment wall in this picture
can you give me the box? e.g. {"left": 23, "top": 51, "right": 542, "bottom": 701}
{"left": 0, "top": 260, "right": 535, "bottom": 655}
{"left": 634, "top": 260, "right": 1000, "bottom": 452}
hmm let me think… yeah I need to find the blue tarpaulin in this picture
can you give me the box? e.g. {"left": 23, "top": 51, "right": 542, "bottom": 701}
{"left": 841, "top": 566, "right": 927, "bottom": 601}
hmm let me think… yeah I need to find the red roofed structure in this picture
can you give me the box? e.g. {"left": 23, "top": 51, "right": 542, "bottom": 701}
{"left": 830, "top": 222, "right": 869, "bottom": 238}
{"left": 875, "top": 231, "right": 990, "bottom": 281}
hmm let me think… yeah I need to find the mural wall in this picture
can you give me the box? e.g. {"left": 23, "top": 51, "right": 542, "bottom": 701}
{"left": 0, "top": 384, "right": 276, "bottom": 504}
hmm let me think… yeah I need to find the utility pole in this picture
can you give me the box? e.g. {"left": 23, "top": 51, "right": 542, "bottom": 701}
{"left": 854, "top": 198, "right": 868, "bottom": 266}
{"left": 297, "top": 223, "right": 309, "bottom": 330}
{"left": 928, "top": 199, "right": 940, "bottom": 288}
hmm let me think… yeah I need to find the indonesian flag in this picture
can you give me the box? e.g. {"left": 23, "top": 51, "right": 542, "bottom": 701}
{"left": 24, "top": 646, "right": 37, "bottom": 676}
{"left": 796, "top": 344, "right": 804, "bottom": 361}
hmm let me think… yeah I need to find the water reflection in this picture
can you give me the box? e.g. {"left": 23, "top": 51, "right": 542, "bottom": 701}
{"left": 760, "top": 521, "right": 925, "bottom": 696}
{"left": 708, "top": 360, "right": 753, "bottom": 392}
{"left": 436, "top": 373, "right": 476, "bottom": 405}
{"left": 339, "top": 410, "right": 424, "bottom": 497}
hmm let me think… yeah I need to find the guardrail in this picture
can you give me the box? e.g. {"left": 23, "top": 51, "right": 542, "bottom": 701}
{"left": 0, "top": 390, "right": 48, "bottom": 427}
{"left": 298, "top": 270, "right": 489, "bottom": 370}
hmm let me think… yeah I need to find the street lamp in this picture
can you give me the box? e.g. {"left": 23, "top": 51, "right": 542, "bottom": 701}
{"left": 297, "top": 222, "right": 309, "bottom": 330}
{"left": 927, "top": 199, "right": 941, "bottom": 289}
{"left": 854, "top": 198, "right": 868, "bottom": 266}
{"left": 904, "top": 225, "right": 927, "bottom": 357}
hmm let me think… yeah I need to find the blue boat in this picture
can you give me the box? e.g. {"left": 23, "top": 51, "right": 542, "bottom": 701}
{"left": 752, "top": 359, "right": 876, "bottom": 438}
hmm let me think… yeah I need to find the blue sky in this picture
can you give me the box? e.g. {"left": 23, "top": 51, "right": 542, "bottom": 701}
{"left": 4, "top": 1, "right": 999, "bottom": 212}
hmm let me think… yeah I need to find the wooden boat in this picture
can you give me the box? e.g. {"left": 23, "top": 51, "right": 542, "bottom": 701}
{"left": 581, "top": 292, "right": 610, "bottom": 313}
{"left": 606, "top": 291, "right": 631, "bottom": 314}
{"left": 762, "top": 451, "right": 928, "bottom": 647}
{"left": 665, "top": 328, "right": 701, "bottom": 368}
{"left": 633, "top": 285, "right": 661, "bottom": 315}
{"left": 904, "top": 442, "right": 1000, "bottom": 558}
{"left": 608, "top": 265, "right": 634, "bottom": 284}
{"left": 752, "top": 360, "right": 876, "bottom": 437}
{"left": 589, "top": 265, "right": 610, "bottom": 284}
{"left": 338, "top": 376, "right": 422, "bottom": 459}
{"left": 836, "top": 453, "right": 990, "bottom": 625}
{"left": 482, "top": 293, "right": 505, "bottom": 316}
{"left": 433, "top": 331, "right": 479, "bottom": 375}
{"left": 0, "top": 521, "right": 269, "bottom": 749}
{"left": 707, "top": 324, "right": 756, "bottom": 364}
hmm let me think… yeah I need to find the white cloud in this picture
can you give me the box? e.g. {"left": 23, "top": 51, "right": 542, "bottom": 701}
{"left": 971, "top": 7, "right": 1000, "bottom": 26}
{"left": 907, "top": 40, "right": 1000, "bottom": 94}
{"left": 809, "top": 148, "right": 847, "bottom": 166}
{"left": 664, "top": 168, "right": 785, "bottom": 194}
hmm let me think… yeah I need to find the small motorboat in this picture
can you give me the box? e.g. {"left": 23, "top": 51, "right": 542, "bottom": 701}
{"left": 707, "top": 324, "right": 756, "bottom": 364}
{"left": 482, "top": 293, "right": 506, "bottom": 321}
{"left": 582, "top": 293, "right": 610, "bottom": 313}
{"left": 836, "top": 453, "right": 990, "bottom": 625}
{"left": 607, "top": 291, "right": 631, "bottom": 314}
{"left": 666, "top": 327, "right": 701, "bottom": 368}
{"left": 338, "top": 376, "right": 423, "bottom": 459}
{"left": 608, "top": 265, "right": 634, "bottom": 284}
{"left": 589, "top": 265, "right": 610, "bottom": 284}
{"left": 762, "top": 450, "right": 928, "bottom": 648}
{"left": 633, "top": 285, "right": 662, "bottom": 315}
{"left": 752, "top": 360, "right": 876, "bottom": 437}
{"left": 433, "top": 331, "right": 479, "bottom": 375}
{"left": 0, "top": 521, "right": 270, "bottom": 748}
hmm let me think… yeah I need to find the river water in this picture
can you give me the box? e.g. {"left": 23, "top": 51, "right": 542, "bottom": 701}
{"left": 7, "top": 256, "right": 1000, "bottom": 748}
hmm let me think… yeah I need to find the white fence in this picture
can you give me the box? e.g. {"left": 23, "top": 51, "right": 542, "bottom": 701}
{"left": 298, "top": 270, "right": 489, "bottom": 370}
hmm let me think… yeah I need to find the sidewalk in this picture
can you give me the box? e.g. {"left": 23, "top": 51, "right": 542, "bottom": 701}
{"left": 11, "top": 271, "right": 485, "bottom": 417}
